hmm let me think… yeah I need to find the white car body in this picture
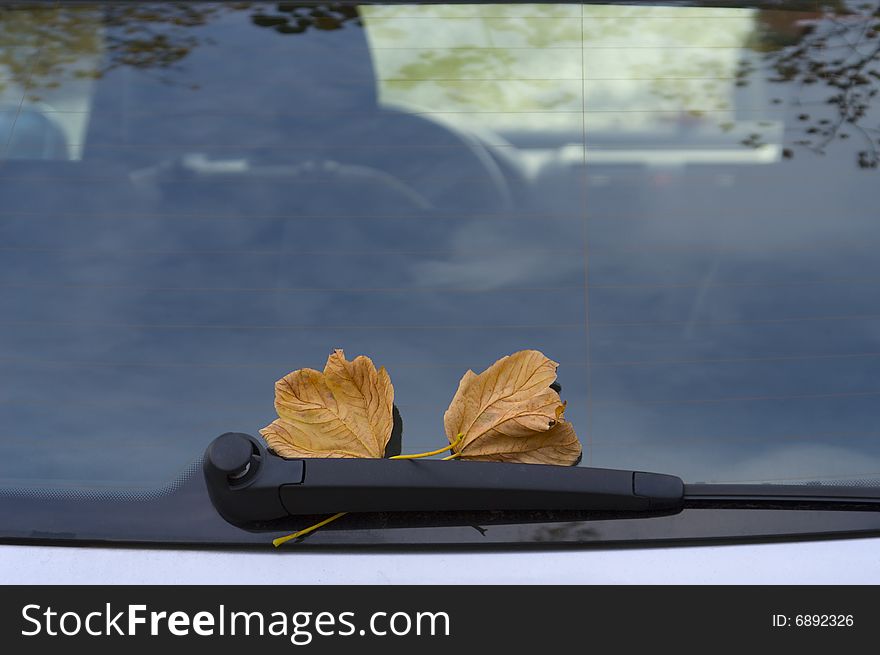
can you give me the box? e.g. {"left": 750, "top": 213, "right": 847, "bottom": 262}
{"left": 3, "top": 537, "right": 879, "bottom": 584}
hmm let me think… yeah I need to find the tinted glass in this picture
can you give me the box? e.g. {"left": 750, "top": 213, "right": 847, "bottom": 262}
{"left": 2, "top": 1, "right": 880, "bottom": 495}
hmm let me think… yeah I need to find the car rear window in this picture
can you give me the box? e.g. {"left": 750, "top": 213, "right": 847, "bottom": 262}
{"left": 2, "top": 0, "right": 880, "bottom": 495}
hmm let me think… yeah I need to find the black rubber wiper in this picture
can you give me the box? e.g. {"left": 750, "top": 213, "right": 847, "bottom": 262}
{"left": 684, "top": 484, "right": 880, "bottom": 512}
{"left": 203, "top": 433, "right": 684, "bottom": 526}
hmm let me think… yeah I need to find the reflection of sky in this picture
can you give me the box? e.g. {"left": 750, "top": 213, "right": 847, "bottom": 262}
{"left": 2, "top": 3, "right": 880, "bottom": 487}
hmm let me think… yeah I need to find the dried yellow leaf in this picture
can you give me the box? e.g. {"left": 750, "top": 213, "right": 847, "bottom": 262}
{"left": 451, "top": 420, "right": 582, "bottom": 465}
{"left": 260, "top": 349, "right": 394, "bottom": 458}
{"left": 443, "top": 350, "right": 582, "bottom": 466}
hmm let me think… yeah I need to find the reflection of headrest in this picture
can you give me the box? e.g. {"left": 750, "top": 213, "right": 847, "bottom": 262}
{"left": 0, "top": 109, "right": 68, "bottom": 160}
{"left": 85, "top": 8, "right": 377, "bottom": 150}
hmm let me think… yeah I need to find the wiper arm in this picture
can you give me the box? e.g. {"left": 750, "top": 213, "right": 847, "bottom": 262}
{"left": 203, "top": 433, "right": 684, "bottom": 526}
{"left": 203, "top": 433, "right": 880, "bottom": 529}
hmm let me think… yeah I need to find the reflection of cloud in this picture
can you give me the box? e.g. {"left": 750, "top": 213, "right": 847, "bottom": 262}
{"left": 415, "top": 247, "right": 578, "bottom": 291}
{"left": 413, "top": 217, "right": 583, "bottom": 290}
{"left": 590, "top": 407, "right": 880, "bottom": 484}
{"left": 712, "top": 444, "right": 880, "bottom": 484}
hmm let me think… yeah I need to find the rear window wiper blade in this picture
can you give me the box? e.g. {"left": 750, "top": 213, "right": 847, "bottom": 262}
{"left": 203, "top": 433, "right": 880, "bottom": 528}
{"left": 684, "top": 484, "right": 880, "bottom": 512}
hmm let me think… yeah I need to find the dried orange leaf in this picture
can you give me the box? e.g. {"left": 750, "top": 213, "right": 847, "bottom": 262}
{"left": 443, "top": 350, "right": 582, "bottom": 465}
{"left": 260, "top": 349, "right": 394, "bottom": 458}
{"left": 452, "top": 420, "right": 582, "bottom": 466}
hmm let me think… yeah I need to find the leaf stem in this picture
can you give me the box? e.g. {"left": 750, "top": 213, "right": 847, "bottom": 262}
{"left": 442, "top": 452, "right": 461, "bottom": 460}
{"left": 272, "top": 512, "right": 348, "bottom": 548}
{"left": 389, "top": 433, "right": 464, "bottom": 460}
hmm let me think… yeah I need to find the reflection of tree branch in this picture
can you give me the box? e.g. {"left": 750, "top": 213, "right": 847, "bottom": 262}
{"left": 759, "top": 3, "right": 880, "bottom": 167}
{"left": 851, "top": 119, "right": 880, "bottom": 167}
{"left": 0, "top": 3, "right": 231, "bottom": 99}
{"left": 250, "top": 3, "right": 361, "bottom": 34}
{"left": 1, "top": 2, "right": 363, "bottom": 102}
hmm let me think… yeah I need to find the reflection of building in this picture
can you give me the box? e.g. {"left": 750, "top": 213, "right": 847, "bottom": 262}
{"left": 363, "top": 4, "right": 783, "bottom": 166}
